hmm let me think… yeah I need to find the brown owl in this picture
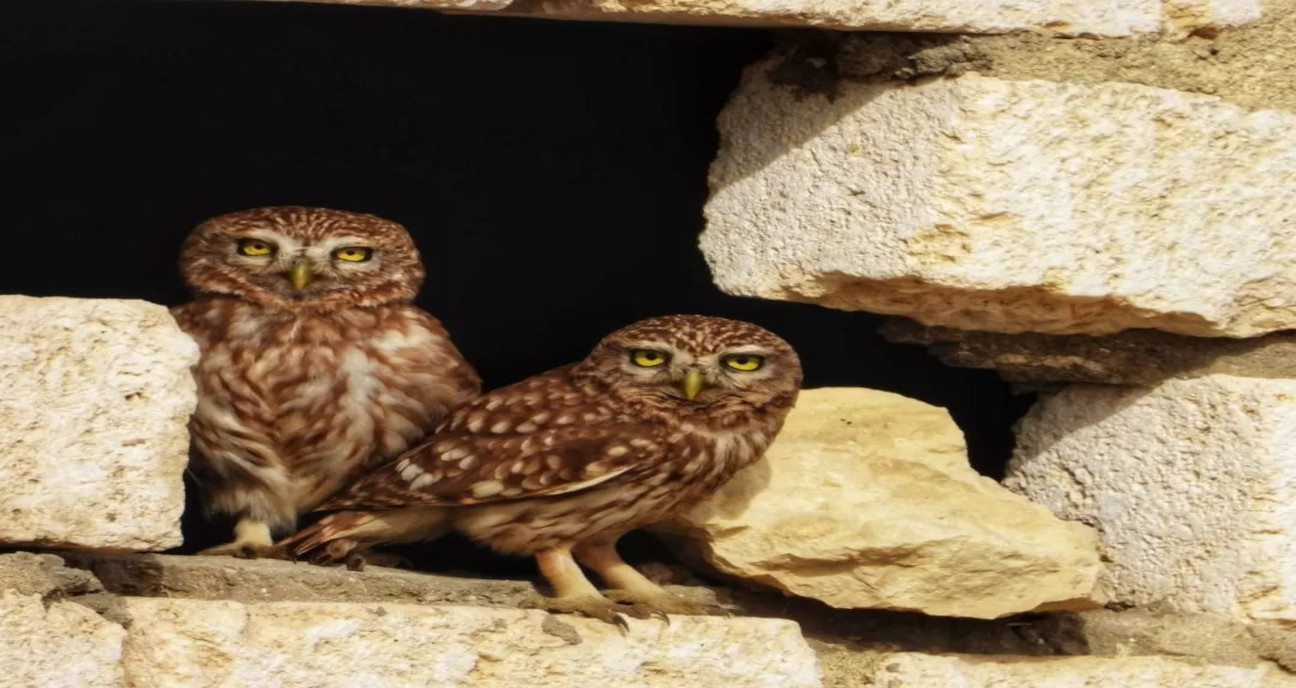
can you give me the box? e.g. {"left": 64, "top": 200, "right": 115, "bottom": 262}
{"left": 278, "top": 314, "right": 801, "bottom": 622}
{"left": 172, "top": 206, "right": 480, "bottom": 557}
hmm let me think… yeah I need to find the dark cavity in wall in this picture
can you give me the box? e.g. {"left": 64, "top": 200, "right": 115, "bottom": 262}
{"left": 0, "top": 0, "right": 1034, "bottom": 562}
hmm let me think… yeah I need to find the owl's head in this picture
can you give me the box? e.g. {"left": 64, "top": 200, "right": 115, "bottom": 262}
{"left": 179, "top": 206, "right": 424, "bottom": 310}
{"left": 576, "top": 315, "right": 802, "bottom": 415}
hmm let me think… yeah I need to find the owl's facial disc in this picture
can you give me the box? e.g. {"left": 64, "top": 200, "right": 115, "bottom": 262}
{"left": 181, "top": 206, "right": 425, "bottom": 309}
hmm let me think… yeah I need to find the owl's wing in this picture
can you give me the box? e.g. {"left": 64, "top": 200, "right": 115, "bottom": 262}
{"left": 321, "top": 424, "right": 666, "bottom": 509}
{"left": 318, "top": 366, "right": 667, "bottom": 510}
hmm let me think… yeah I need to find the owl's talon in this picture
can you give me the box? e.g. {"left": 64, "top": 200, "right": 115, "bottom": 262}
{"left": 522, "top": 593, "right": 648, "bottom": 630}
{"left": 603, "top": 590, "right": 727, "bottom": 619}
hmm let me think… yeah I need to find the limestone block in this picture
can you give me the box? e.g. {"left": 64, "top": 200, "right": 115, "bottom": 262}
{"left": 881, "top": 319, "right": 1296, "bottom": 385}
{"left": 1005, "top": 375, "right": 1296, "bottom": 624}
{"left": 1059, "top": 607, "right": 1296, "bottom": 672}
{"left": 654, "top": 388, "right": 1103, "bottom": 619}
{"left": 861, "top": 652, "right": 1295, "bottom": 688}
{"left": 68, "top": 552, "right": 538, "bottom": 606}
{"left": 0, "top": 592, "right": 126, "bottom": 688}
{"left": 0, "top": 552, "right": 104, "bottom": 599}
{"left": 834, "top": 1, "right": 1295, "bottom": 114}
{"left": 702, "top": 67, "right": 1296, "bottom": 337}
{"left": 496, "top": 0, "right": 1168, "bottom": 35}
{"left": 1164, "top": 0, "right": 1264, "bottom": 35}
{"left": 0, "top": 296, "right": 197, "bottom": 550}
{"left": 280, "top": 0, "right": 1265, "bottom": 36}
{"left": 112, "top": 597, "right": 822, "bottom": 688}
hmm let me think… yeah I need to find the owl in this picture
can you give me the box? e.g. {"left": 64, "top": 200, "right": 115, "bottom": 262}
{"left": 278, "top": 314, "right": 802, "bottom": 623}
{"left": 172, "top": 206, "right": 480, "bottom": 557}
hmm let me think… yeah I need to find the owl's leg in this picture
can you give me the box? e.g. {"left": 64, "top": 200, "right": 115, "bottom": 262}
{"left": 575, "top": 541, "right": 727, "bottom": 618}
{"left": 524, "top": 547, "right": 659, "bottom": 629}
{"left": 573, "top": 541, "right": 666, "bottom": 599}
{"left": 197, "top": 517, "right": 276, "bottom": 558}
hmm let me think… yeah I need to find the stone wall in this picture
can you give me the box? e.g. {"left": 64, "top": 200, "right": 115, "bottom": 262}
{"left": 678, "top": 0, "right": 1294, "bottom": 676}
{"left": 4, "top": 0, "right": 1296, "bottom": 686}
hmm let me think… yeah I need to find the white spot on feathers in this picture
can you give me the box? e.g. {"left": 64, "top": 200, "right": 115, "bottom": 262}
{"left": 471, "top": 480, "right": 505, "bottom": 498}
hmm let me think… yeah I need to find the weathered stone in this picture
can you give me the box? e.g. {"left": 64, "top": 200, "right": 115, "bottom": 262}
{"left": 19, "top": 552, "right": 1296, "bottom": 688}
{"left": 66, "top": 552, "right": 539, "bottom": 607}
{"left": 0, "top": 296, "right": 197, "bottom": 551}
{"left": 0, "top": 592, "right": 125, "bottom": 688}
{"left": 881, "top": 319, "right": 1296, "bottom": 384}
{"left": 1162, "top": 0, "right": 1266, "bottom": 35}
{"left": 836, "top": 0, "right": 1295, "bottom": 113}
{"left": 280, "top": 0, "right": 1265, "bottom": 36}
{"left": 702, "top": 64, "right": 1296, "bottom": 338}
{"left": 654, "top": 387, "right": 1103, "bottom": 619}
{"left": 857, "top": 652, "right": 1295, "bottom": 688}
{"left": 0, "top": 552, "right": 103, "bottom": 599}
{"left": 109, "top": 597, "right": 822, "bottom": 688}
{"left": 497, "top": 0, "right": 1171, "bottom": 35}
{"left": 1044, "top": 607, "right": 1296, "bottom": 672}
{"left": 1005, "top": 376, "right": 1296, "bottom": 624}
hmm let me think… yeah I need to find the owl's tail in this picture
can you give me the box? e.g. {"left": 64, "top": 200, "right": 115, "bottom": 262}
{"left": 271, "top": 511, "right": 371, "bottom": 562}
{"left": 273, "top": 507, "right": 451, "bottom": 562}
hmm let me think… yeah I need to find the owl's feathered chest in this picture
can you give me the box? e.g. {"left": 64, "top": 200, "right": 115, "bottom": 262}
{"left": 184, "top": 302, "right": 424, "bottom": 411}
{"left": 175, "top": 298, "right": 476, "bottom": 511}
{"left": 654, "top": 422, "right": 777, "bottom": 506}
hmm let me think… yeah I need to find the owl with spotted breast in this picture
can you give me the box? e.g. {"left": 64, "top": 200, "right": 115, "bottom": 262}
{"left": 172, "top": 206, "right": 480, "bottom": 556}
{"left": 278, "top": 314, "right": 801, "bottom": 622}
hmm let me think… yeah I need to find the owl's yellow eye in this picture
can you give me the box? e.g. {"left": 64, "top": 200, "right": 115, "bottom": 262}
{"left": 722, "top": 354, "right": 764, "bottom": 372}
{"left": 332, "top": 247, "right": 373, "bottom": 263}
{"left": 630, "top": 349, "right": 669, "bottom": 367}
{"left": 236, "top": 239, "right": 274, "bottom": 257}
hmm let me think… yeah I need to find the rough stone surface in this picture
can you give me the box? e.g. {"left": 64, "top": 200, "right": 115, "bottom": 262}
{"left": 18, "top": 551, "right": 1296, "bottom": 688}
{"left": 837, "top": 0, "right": 1295, "bottom": 112}
{"left": 66, "top": 552, "right": 541, "bottom": 607}
{"left": 0, "top": 551, "right": 104, "bottom": 599}
{"left": 702, "top": 63, "right": 1296, "bottom": 338}
{"left": 0, "top": 592, "right": 126, "bottom": 688}
{"left": 855, "top": 652, "right": 1295, "bottom": 688}
{"left": 72, "top": 553, "right": 1291, "bottom": 677}
{"left": 108, "top": 597, "right": 821, "bottom": 688}
{"left": 655, "top": 387, "right": 1103, "bottom": 618}
{"left": 499, "top": 0, "right": 1167, "bottom": 35}
{"left": 882, "top": 319, "right": 1296, "bottom": 384}
{"left": 0, "top": 296, "right": 197, "bottom": 551}
{"left": 1050, "top": 607, "right": 1296, "bottom": 672}
{"left": 1006, "top": 375, "right": 1296, "bottom": 625}
{"left": 290, "top": 0, "right": 1267, "bottom": 35}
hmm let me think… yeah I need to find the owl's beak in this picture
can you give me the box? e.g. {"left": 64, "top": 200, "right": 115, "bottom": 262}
{"left": 288, "top": 262, "right": 312, "bottom": 290}
{"left": 682, "top": 368, "right": 705, "bottom": 400}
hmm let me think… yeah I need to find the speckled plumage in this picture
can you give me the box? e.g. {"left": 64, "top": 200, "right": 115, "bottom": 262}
{"left": 172, "top": 206, "right": 480, "bottom": 553}
{"left": 280, "top": 314, "right": 801, "bottom": 621}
